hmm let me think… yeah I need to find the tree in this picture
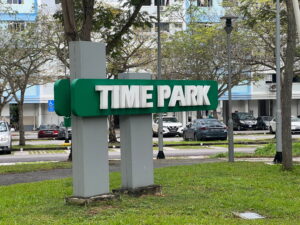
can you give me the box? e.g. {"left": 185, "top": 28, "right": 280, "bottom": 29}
{"left": 237, "top": 0, "right": 298, "bottom": 169}
{"left": 0, "top": 79, "right": 13, "bottom": 118}
{"left": 56, "top": 0, "right": 154, "bottom": 143}
{"left": 59, "top": 0, "right": 152, "bottom": 50}
{"left": 282, "top": 0, "right": 296, "bottom": 169}
{"left": 150, "top": 23, "right": 258, "bottom": 98}
{"left": 0, "top": 18, "right": 54, "bottom": 146}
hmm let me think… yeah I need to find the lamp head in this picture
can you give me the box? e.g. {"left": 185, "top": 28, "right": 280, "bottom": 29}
{"left": 220, "top": 15, "right": 238, "bottom": 33}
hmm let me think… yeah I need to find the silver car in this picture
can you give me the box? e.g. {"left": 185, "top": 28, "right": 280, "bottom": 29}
{"left": 0, "top": 121, "right": 12, "bottom": 154}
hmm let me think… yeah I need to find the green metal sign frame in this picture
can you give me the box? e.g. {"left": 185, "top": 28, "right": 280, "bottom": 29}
{"left": 54, "top": 79, "right": 218, "bottom": 117}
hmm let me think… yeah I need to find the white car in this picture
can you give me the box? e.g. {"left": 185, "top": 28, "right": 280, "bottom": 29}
{"left": 152, "top": 116, "right": 183, "bottom": 137}
{"left": 269, "top": 116, "right": 300, "bottom": 134}
{"left": 0, "top": 121, "right": 12, "bottom": 154}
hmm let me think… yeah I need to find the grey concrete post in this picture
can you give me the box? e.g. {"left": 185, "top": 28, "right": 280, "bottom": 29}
{"left": 119, "top": 73, "right": 154, "bottom": 189}
{"left": 70, "top": 41, "right": 109, "bottom": 197}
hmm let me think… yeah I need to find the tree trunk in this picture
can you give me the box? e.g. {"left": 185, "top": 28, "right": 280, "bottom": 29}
{"left": 281, "top": 0, "right": 296, "bottom": 170}
{"left": 18, "top": 102, "right": 25, "bottom": 146}
{"left": 196, "top": 111, "right": 203, "bottom": 119}
{"left": 108, "top": 115, "right": 118, "bottom": 143}
{"left": 213, "top": 109, "right": 218, "bottom": 119}
{"left": 80, "top": 0, "right": 95, "bottom": 41}
{"left": 0, "top": 104, "right": 3, "bottom": 118}
{"left": 61, "top": 0, "right": 78, "bottom": 42}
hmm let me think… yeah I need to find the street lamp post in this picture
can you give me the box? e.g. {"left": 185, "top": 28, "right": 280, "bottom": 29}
{"left": 221, "top": 15, "right": 237, "bottom": 163}
{"left": 274, "top": 0, "right": 282, "bottom": 163}
{"left": 156, "top": 0, "right": 165, "bottom": 159}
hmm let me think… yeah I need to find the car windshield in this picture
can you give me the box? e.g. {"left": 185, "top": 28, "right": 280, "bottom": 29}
{"left": 203, "top": 120, "right": 223, "bottom": 126}
{"left": 0, "top": 122, "right": 8, "bottom": 132}
{"left": 238, "top": 113, "right": 255, "bottom": 120}
{"left": 162, "top": 117, "right": 178, "bottom": 123}
{"left": 291, "top": 117, "right": 300, "bottom": 122}
{"left": 40, "top": 125, "right": 57, "bottom": 130}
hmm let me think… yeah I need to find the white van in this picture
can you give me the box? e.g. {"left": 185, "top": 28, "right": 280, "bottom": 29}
{"left": 0, "top": 121, "right": 12, "bottom": 154}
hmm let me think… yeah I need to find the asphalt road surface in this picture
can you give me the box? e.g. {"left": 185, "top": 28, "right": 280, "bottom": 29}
{"left": 0, "top": 158, "right": 224, "bottom": 186}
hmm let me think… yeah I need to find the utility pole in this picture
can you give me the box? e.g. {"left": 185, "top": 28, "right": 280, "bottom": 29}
{"left": 156, "top": 0, "right": 165, "bottom": 159}
{"left": 221, "top": 15, "right": 238, "bottom": 163}
{"left": 274, "top": 0, "right": 282, "bottom": 163}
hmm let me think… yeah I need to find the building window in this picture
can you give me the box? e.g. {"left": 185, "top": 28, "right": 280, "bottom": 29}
{"left": 174, "top": 23, "right": 182, "bottom": 29}
{"left": 7, "top": 0, "right": 24, "bottom": 4}
{"left": 197, "top": 0, "right": 213, "bottom": 7}
{"left": 155, "top": 23, "right": 170, "bottom": 32}
{"left": 8, "top": 22, "right": 25, "bottom": 32}
{"left": 155, "top": 0, "right": 170, "bottom": 6}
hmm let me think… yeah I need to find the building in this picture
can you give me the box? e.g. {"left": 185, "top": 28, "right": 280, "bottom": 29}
{"left": 0, "top": 0, "right": 63, "bottom": 130}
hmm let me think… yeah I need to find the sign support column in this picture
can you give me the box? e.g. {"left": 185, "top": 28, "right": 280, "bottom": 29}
{"left": 119, "top": 73, "right": 155, "bottom": 190}
{"left": 70, "top": 41, "right": 109, "bottom": 197}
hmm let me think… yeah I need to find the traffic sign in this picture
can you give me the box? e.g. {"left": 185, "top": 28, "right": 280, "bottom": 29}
{"left": 48, "top": 100, "right": 55, "bottom": 112}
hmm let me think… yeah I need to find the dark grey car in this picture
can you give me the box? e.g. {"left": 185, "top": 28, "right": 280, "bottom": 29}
{"left": 256, "top": 116, "right": 272, "bottom": 130}
{"left": 57, "top": 127, "right": 72, "bottom": 140}
{"left": 183, "top": 119, "right": 227, "bottom": 141}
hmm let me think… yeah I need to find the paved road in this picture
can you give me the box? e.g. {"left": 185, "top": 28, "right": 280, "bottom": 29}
{"left": 12, "top": 133, "right": 283, "bottom": 146}
{"left": 0, "top": 146, "right": 257, "bottom": 164}
{"left": 0, "top": 158, "right": 225, "bottom": 186}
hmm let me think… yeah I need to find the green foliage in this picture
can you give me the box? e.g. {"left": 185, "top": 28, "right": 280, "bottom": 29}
{"left": 53, "top": 0, "right": 153, "bottom": 58}
{"left": 213, "top": 142, "right": 300, "bottom": 158}
{"left": 255, "top": 143, "right": 300, "bottom": 156}
{"left": 1, "top": 162, "right": 300, "bottom": 223}
{"left": 236, "top": 0, "right": 300, "bottom": 75}
{"left": 160, "top": 21, "right": 256, "bottom": 97}
{"left": 254, "top": 143, "right": 276, "bottom": 156}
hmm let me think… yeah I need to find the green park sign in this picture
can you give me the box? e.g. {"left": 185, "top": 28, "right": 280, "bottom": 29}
{"left": 54, "top": 79, "right": 218, "bottom": 117}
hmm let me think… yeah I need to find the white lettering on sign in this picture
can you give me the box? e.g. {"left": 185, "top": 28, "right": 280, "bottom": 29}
{"left": 95, "top": 86, "right": 113, "bottom": 109}
{"left": 95, "top": 85, "right": 211, "bottom": 110}
{"left": 168, "top": 86, "right": 186, "bottom": 107}
{"left": 157, "top": 85, "right": 171, "bottom": 107}
{"left": 197, "top": 86, "right": 210, "bottom": 105}
{"left": 185, "top": 86, "right": 198, "bottom": 106}
{"left": 120, "top": 85, "right": 140, "bottom": 108}
{"left": 140, "top": 86, "right": 154, "bottom": 108}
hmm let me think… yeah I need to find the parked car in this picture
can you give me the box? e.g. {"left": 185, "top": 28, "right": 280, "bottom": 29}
{"left": 232, "top": 112, "right": 257, "bottom": 130}
{"left": 0, "top": 121, "right": 12, "bottom": 154}
{"left": 269, "top": 116, "right": 300, "bottom": 134}
{"left": 37, "top": 124, "right": 60, "bottom": 138}
{"left": 152, "top": 116, "right": 183, "bottom": 137}
{"left": 57, "top": 127, "right": 72, "bottom": 140}
{"left": 182, "top": 118, "right": 227, "bottom": 141}
{"left": 256, "top": 116, "right": 273, "bottom": 130}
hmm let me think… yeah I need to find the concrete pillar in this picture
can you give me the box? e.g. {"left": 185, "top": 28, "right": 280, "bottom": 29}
{"left": 38, "top": 103, "right": 42, "bottom": 127}
{"left": 70, "top": 41, "right": 109, "bottom": 197}
{"left": 182, "top": 111, "right": 187, "bottom": 127}
{"left": 119, "top": 73, "right": 154, "bottom": 189}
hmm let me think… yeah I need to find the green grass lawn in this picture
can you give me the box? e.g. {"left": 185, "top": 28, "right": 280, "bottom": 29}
{"left": 12, "top": 144, "right": 66, "bottom": 149}
{"left": 213, "top": 143, "right": 300, "bottom": 158}
{"left": 1, "top": 162, "right": 300, "bottom": 224}
{"left": 0, "top": 162, "right": 71, "bottom": 174}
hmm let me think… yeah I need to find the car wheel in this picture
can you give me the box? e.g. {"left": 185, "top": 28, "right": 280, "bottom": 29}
{"left": 237, "top": 125, "right": 242, "bottom": 131}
